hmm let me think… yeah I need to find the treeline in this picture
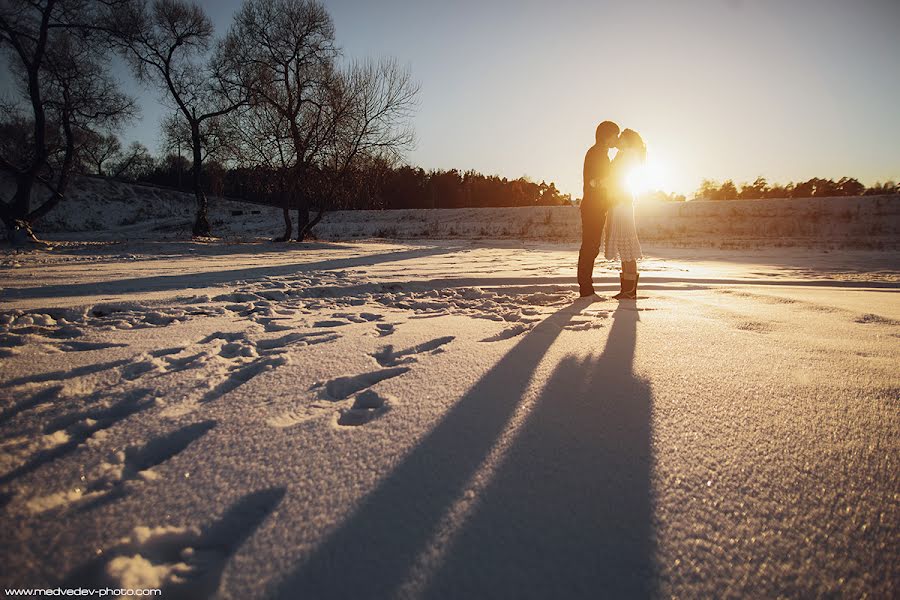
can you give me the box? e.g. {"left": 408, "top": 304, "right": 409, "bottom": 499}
{"left": 75, "top": 139, "right": 573, "bottom": 210}
{"left": 694, "top": 177, "right": 898, "bottom": 201}
{"left": 372, "top": 167, "right": 572, "bottom": 209}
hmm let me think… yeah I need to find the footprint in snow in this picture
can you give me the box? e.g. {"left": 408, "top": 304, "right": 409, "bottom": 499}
{"left": 256, "top": 331, "right": 340, "bottom": 352}
{"left": 317, "top": 367, "right": 411, "bottom": 400}
{"left": 374, "top": 323, "right": 396, "bottom": 336}
{"left": 313, "top": 319, "right": 350, "bottom": 328}
{"left": 41, "top": 341, "right": 129, "bottom": 353}
{"left": 63, "top": 487, "right": 285, "bottom": 599}
{"left": 267, "top": 364, "right": 404, "bottom": 428}
{"left": 212, "top": 291, "right": 263, "bottom": 303}
{"left": 855, "top": 313, "right": 899, "bottom": 326}
{"left": 336, "top": 390, "right": 394, "bottom": 427}
{"left": 257, "top": 318, "right": 295, "bottom": 332}
{"left": 0, "top": 388, "right": 155, "bottom": 486}
{"left": 199, "top": 356, "right": 290, "bottom": 404}
{"left": 26, "top": 421, "right": 216, "bottom": 514}
{"left": 151, "top": 331, "right": 343, "bottom": 414}
{"left": 371, "top": 336, "right": 454, "bottom": 366}
{"left": 331, "top": 312, "right": 384, "bottom": 323}
{"left": 480, "top": 324, "right": 532, "bottom": 342}
{"left": 735, "top": 320, "right": 773, "bottom": 333}
{"left": 0, "top": 385, "right": 63, "bottom": 427}
{"left": 149, "top": 347, "right": 185, "bottom": 357}
{"left": 3, "top": 359, "right": 131, "bottom": 387}
{"left": 563, "top": 320, "right": 605, "bottom": 332}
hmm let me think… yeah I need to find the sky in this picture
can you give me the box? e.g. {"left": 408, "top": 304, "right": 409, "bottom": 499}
{"left": 104, "top": 0, "right": 900, "bottom": 197}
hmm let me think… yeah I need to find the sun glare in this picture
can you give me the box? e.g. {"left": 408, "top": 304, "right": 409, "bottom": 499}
{"left": 626, "top": 159, "right": 668, "bottom": 198}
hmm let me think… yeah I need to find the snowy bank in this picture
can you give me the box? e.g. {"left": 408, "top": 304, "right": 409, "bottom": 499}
{"left": 7, "top": 175, "right": 899, "bottom": 249}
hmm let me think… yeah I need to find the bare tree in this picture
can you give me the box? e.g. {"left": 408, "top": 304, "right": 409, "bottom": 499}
{"left": 304, "top": 58, "right": 416, "bottom": 234}
{"left": 111, "top": 0, "right": 250, "bottom": 237}
{"left": 111, "top": 140, "right": 154, "bottom": 179}
{"left": 221, "top": 101, "right": 298, "bottom": 239}
{"left": 160, "top": 110, "right": 232, "bottom": 176}
{"left": 80, "top": 131, "right": 122, "bottom": 176}
{"left": 0, "top": 0, "right": 134, "bottom": 244}
{"left": 222, "top": 0, "right": 335, "bottom": 241}
{"left": 223, "top": 0, "right": 417, "bottom": 241}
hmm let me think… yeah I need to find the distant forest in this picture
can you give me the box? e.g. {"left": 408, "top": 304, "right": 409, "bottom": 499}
{"left": 78, "top": 144, "right": 575, "bottom": 209}
{"left": 87, "top": 142, "right": 897, "bottom": 210}
{"left": 692, "top": 176, "right": 898, "bottom": 201}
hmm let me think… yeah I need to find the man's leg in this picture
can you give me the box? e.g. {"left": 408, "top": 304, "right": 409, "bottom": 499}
{"left": 577, "top": 202, "right": 604, "bottom": 296}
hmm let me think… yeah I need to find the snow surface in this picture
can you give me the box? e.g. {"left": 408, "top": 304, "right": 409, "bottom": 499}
{"left": 0, "top": 236, "right": 898, "bottom": 598}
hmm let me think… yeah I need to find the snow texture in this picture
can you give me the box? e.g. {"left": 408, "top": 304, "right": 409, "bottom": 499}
{"left": 0, "top": 233, "right": 898, "bottom": 598}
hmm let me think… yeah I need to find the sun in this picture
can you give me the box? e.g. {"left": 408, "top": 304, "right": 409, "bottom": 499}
{"left": 626, "top": 158, "right": 668, "bottom": 198}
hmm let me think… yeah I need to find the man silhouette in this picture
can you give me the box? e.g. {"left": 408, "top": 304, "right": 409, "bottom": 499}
{"left": 578, "top": 120, "right": 620, "bottom": 296}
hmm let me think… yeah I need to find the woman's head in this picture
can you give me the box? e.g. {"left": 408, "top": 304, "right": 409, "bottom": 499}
{"left": 617, "top": 128, "right": 647, "bottom": 162}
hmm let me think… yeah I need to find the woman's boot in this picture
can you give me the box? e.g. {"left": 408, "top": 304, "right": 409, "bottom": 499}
{"left": 615, "top": 273, "right": 638, "bottom": 299}
{"left": 613, "top": 273, "right": 627, "bottom": 299}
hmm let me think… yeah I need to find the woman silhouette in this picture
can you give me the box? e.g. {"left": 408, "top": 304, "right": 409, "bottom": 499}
{"left": 605, "top": 128, "right": 645, "bottom": 299}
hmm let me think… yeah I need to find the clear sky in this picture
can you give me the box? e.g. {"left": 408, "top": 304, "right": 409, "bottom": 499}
{"left": 112, "top": 0, "right": 900, "bottom": 197}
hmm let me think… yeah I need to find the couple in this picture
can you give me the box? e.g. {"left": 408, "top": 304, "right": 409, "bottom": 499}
{"left": 577, "top": 121, "right": 645, "bottom": 300}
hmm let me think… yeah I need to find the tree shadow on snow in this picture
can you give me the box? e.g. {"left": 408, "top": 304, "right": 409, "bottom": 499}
{"left": 274, "top": 299, "right": 657, "bottom": 598}
{"left": 2, "top": 246, "right": 456, "bottom": 300}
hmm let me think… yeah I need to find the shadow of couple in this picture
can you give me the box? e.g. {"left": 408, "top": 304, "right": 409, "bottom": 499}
{"left": 277, "top": 297, "right": 657, "bottom": 599}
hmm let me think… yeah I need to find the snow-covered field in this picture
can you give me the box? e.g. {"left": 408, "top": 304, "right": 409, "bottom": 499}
{"left": 0, "top": 235, "right": 897, "bottom": 598}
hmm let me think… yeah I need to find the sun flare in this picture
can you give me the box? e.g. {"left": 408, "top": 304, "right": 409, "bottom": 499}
{"left": 626, "top": 159, "right": 668, "bottom": 198}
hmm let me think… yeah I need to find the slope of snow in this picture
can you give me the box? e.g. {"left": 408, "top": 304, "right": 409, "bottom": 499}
{"left": 0, "top": 239, "right": 897, "bottom": 598}
{"left": 7, "top": 175, "right": 899, "bottom": 248}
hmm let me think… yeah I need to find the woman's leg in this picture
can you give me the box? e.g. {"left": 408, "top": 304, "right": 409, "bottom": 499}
{"left": 614, "top": 260, "right": 638, "bottom": 299}
{"left": 624, "top": 260, "right": 638, "bottom": 298}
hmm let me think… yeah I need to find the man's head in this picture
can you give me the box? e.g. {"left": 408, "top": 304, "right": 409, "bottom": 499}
{"left": 595, "top": 121, "right": 620, "bottom": 147}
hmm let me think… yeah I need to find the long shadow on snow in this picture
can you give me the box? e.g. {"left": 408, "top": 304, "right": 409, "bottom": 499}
{"left": 421, "top": 305, "right": 656, "bottom": 598}
{"left": 1, "top": 246, "right": 456, "bottom": 300}
{"left": 272, "top": 296, "right": 596, "bottom": 598}
{"left": 38, "top": 240, "right": 358, "bottom": 259}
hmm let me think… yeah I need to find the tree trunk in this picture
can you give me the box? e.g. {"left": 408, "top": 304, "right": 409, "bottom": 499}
{"left": 190, "top": 123, "right": 211, "bottom": 237}
{"left": 275, "top": 206, "right": 292, "bottom": 242}
{"left": 291, "top": 167, "right": 308, "bottom": 242}
{"left": 192, "top": 187, "right": 211, "bottom": 237}
{"left": 1, "top": 5, "right": 50, "bottom": 246}
{"left": 11, "top": 173, "right": 34, "bottom": 221}
{"left": 2, "top": 176, "right": 42, "bottom": 246}
{"left": 295, "top": 205, "right": 309, "bottom": 242}
{"left": 27, "top": 108, "right": 76, "bottom": 225}
{"left": 4, "top": 220, "right": 44, "bottom": 246}
{"left": 299, "top": 207, "right": 325, "bottom": 242}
